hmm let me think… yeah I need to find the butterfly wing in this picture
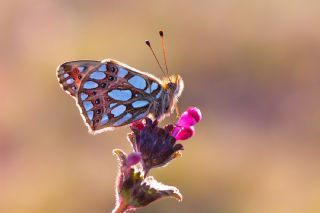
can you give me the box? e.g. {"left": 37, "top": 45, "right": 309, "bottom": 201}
{"left": 76, "top": 59, "right": 164, "bottom": 134}
{"left": 57, "top": 60, "right": 100, "bottom": 97}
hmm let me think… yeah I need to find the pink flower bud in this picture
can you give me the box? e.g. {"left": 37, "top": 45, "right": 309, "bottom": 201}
{"left": 131, "top": 120, "right": 145, "bottom": 131}
{"left": 127, "top": 152, "right": 142, "bottom": 166}
{"left": 176, "top": 107, "right": 202, "bottom": 128}
{"left": 174, "top": 126, "right": 195, "bottom": 141}
{"left": 176, "top": 111, "right": 197, "bottom": 127}
{"left": 187, "top": 107, "right": 202, "bottom": 123}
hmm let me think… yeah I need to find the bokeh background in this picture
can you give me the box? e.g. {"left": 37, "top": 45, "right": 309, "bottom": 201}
{"left": 1, "top": 0, "right": 320, "bottom": 212}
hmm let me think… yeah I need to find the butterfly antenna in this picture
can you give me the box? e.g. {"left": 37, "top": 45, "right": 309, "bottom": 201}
{"left": 159, "top": 30, "right": 170, "bottom": 77}
{"left": 145, "top": 40, "right": 166, "bottom": 77}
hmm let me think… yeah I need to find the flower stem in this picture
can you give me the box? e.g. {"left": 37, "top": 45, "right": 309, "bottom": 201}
{"left": 112, "top": 200, "right": 128, "bottom": 213}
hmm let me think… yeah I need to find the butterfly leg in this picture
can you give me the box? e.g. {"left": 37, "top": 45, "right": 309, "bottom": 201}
{"left": 174, "top": 102, "right": 180, "bottom": 118}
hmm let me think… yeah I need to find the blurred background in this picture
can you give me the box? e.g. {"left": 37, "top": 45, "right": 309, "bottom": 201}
{"left": 1, "top": 0, "right": 320, "bottom": 212}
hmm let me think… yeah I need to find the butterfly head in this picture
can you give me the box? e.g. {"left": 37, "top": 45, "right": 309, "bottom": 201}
{"left": 166, "top": 74, "right": 184, "bottom": 99}
{"left": 161, "top": 74, "right": 184, "bottom": 116}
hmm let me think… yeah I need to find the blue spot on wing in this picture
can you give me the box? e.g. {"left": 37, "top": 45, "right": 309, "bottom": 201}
{"left": 108, "top": 90, "right": 132, "bottom": 101}
{"left": 78, "top": 66, "right": 86, "bottom": 72}
{"left": 114, "top": 113, "right": 132, "bottom": 126}
{"left": 117, "top": 67, "right": 128, "bottom": 77}
{"left": 111, "top": 105, "right": 126, "bottom": 117}
{"left": 156, "top": 89, "right": 162, "bottom": 99}
{"left": 90, "top": 71, "right": 106, "bottom": 80}
{"left": 99, "top": 64, "right": 107, "bottom": 72}
{"left": 145, "top": 82, "right": 159, "bottom": 94}
{"left": 151, "top": 82, "right": 158, "bottom": 91}
{"left": 145, "top": 87, "right": 151, "bottom": 94}
{"left": 109, "top": 103, "right": 117, "bottom": 108}
{"left": 133, "top": 111, "right": 148, "bottom": 121}
{"left": 101, "top": 114, "right": 109, "bottom": 125}
{"left": 132, "top": 100, "right": 149, "bottom": 108}
{"left": 83, "top": 81, "right": 98, "bottom": 89}
{"left": 83, "top": 101, "right": 93, "bottom": 111}
{"left": 66, "top": 78, "right": 74, "bottom": 84}
{"left": 80, "top": 93, "right": 88, "bottom": 101}
{"left": 128, "top": 76, "right": 146, "bottom": 89}
{"left": 87, "top": 111, "right": 94, "bottom": 120}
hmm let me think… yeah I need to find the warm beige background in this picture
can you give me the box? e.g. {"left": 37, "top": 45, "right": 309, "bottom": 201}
{"left": 1, "top": 0, "right": 320, "bottom": 213}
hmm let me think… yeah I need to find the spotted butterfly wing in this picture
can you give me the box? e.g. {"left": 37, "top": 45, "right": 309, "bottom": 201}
{"left": 57, "top": 60, "right": 100, "bottom": 97}
{"left": 57, "top": 59, "right": 165, "bottom": 134}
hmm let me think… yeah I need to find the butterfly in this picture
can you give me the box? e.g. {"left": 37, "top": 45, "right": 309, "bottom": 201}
{"left": 57, "top": 32, "right": 184, "bottom": 134}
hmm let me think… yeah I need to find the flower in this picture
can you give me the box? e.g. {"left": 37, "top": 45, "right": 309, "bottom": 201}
{"left": 173, "top": 126, "right": 195, "bottom": 141}
{"left": 112, "top": 149, "right": 182, "bottom": 213}
{"left": 128, "top": 107, "right": 202, "bottom": 173}
{"left": 128, "top": 118, "right": 184, "bottom": 175}
{"left": 176, "top": 107, "right": 202, "bottom": 127}
{"left": 173, "top": 107, "right": 202, "bottom": 141}
{"left": 113, "top": 107, "right": 202, "bottom": 212}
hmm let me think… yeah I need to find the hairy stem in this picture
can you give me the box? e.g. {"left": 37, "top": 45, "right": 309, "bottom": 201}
{"left": 112, "top": 200, "right": 128, "bottom": 213}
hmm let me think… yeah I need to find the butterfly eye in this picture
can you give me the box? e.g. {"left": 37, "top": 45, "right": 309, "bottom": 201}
{"left": 95, "top": 99, "right": 100, "bottom": 104}
{"left": 96, "top": 109, "right": 101, "bottom": 114}
{"left": 78, "top": 75, "right": 82, "bottom": 79}
{"left": 108, "top": 76, "right": 115, "bottom": 81}
{"left": 168, "top": 82, "right": 176, "bottom": 90}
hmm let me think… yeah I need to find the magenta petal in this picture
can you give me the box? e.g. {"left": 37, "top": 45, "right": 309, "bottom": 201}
{"left": 127, "top": 152, "right": 142, "bottom": 166}
{"left": 176, "top": 107, "right": 202, "bottom": 128}
{"left": 171, "top": 126, "right": 181, "bottom": 137}
{"left": 176, "top": 112, "right": 197, "bottom": 127}
{"left": 187, "top": 107, "right": 202, "bottom": 123}
{"left": 175, "top": 126, "right": 195, "bottom": 141}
